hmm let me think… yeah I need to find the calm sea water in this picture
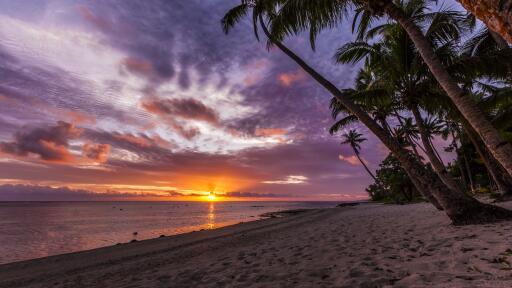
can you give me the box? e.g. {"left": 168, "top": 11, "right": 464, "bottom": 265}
{"left": 0, "top": 201, "right": 336, "bottom": 264}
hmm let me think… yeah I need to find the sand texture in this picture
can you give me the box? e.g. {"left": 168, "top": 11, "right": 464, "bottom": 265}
{"left": 2, "top": 202, "right": 512, "bottom": 287}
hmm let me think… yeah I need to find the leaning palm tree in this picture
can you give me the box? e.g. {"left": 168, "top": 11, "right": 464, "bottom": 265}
{"left": 341, "top": 129, "right": 377, "bottom": 181}
{"left": 456, "top": 0, "right": 512, "bottom": 44}
{"left": 222, "top": 0, "right": 512, "bottom": 224}
{"left": 267, "top": 0, "right": 512, "bottom": 178}
{"left": 334, "top": 3, "right": 467, "bottom": 194}
{"left": 222, "top": 1, "right": 446, "bottom": 212}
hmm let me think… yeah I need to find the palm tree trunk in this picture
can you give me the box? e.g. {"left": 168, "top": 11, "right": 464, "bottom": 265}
{"left": 408, "top": 136, "right": 421, "bottom": 156}
{"left": 411, "top": 138, "right": 427, "bottom": 155}
{"left": 455, "top": 148, "right": 471, "bottom": 191}
{"left": 462, "top": 152, "right": 475, "bottom": 192}
{"left": 382, "top": 1, "right": 512, "bottom": 178}
{"left": 428, "top": 138, "right": 444, "bottom": 166}
{"left": 259, "top": 15, "right": 512, "bottom": 224}
{"left": 392, "top": 111, "right": 421, "bottom": 157}
{"left": 464, "top": 124, "right": 512, "bottom": 197}
{"left": 410, "top": 105, "right": 465, "bottom": 193}
{"left": 353, "top": 149, "right": 377, "bottom": 182}
{"left": 457, "top": 0, "right": 512, "bottom": 43}
{"left": 457, "top": 154, "right": 470, "bottom": 191}
{"left": 378, "top": 117, "right": 394, "bottom": 137}
{"left": 450, "top": 131, "right": 470, "bottom": 191}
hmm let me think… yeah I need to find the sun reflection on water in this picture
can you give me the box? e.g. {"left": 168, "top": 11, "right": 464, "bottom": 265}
{"left": 207, "top": 202, "right": 215, "bottom": 229}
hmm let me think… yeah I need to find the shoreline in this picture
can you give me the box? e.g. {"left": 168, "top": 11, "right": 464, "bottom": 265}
{"left": 0, "top": 201, "right": 341, "bottom": 265}
{"left": 0, "top": 206, "right": 335, "bottom": 287}
{"left": 2, "top": 202, "right": 512, "bottom": 287}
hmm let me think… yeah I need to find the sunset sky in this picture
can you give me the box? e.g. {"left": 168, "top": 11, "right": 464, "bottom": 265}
{"left": 0, "top": 0, "right": 455, "bottom": 201}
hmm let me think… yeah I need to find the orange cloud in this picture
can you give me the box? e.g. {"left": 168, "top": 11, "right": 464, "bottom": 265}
{"left": 39, "top": 140, "right": 75, "bottom": 163}
{"left": 255, "top": 128, "right": 288, "bottom": 137}
{"left": 338, "top": 155, "right": 361, "bottom": 166}
{"left": 121, "top": 57, "right": 154, "bottom": 77}
{"left": 83, "top": 143, "right": 110, "bottom": 163}
{"left": 64, "top": 110, "right": 96, "bottom": 125}
{"left": 0, "top": 121, "right": 82, "bottom": 163}
{"left": 278, "top": 70, "right": 306, "bottom": 87}
{"left": 113, "top": 134, "right": 153, "bottom": 148}
{"left": 151, "top": 134, "right": 174, "bottom": 148}
{"left": 244, "top": 59, "right": 270, "bottom": 86}
{"left": 76, "top": 5, "right": 111, "bottom": 32}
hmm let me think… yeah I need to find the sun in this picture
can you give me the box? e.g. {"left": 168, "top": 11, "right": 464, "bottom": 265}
{"left": 207, "top": 192, "right": 217, "bottom": 201}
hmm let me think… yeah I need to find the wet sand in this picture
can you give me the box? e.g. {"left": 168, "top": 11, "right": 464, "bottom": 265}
{"left": 2, "top": 202, "right": 512, "bottom": 287}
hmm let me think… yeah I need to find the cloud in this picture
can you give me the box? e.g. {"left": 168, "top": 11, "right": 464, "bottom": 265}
{"left": 0, "top": 184, "right": 167, "bottom": 201}
{"left": 63, "top": 110, "right": 97, "bottom": 125}
{"left": 141, "top": 97, "right": 220, "bottom": 140}
{"left": 120, "top": 57, "right": 154, "bottom": 78}
{"left": 278, "top": 70, "right": 306, "bottom": 87}
{"left": 75, "top": 0, "right": 264, "bottom": 87}
{"left": 243, "top": 58, "right": 271, "bottom": 86}
{"left": 76, "top": 5, "right": 112, "bottom": 33}
{"left": 112, "top": 134, "right": 156, "bottom": 148}
{"left": 0, "top": 138, "right": 375, "bottom": 200}
{"left": 338, "top": 154, "right": 361, "bottom": 166}
{"left": 254, "top": 128, "right": 288, "bottom": 137}
{"left": 262, "top": 175, "right": 308, "bottom": 185}
{"left": 0, "top": 0, "right": 384, "bottom": 200}
{"left": 142, "top": 97, "right": 219, "bottom": 125}
{"left": 82, "top": 143, "right": 110, "bottom": 163}
{"left": 0, "top": 184, "right": 292, "bottom": 201}
{"left": 0, "top": 44, "right": 144, "bottom": 133}
{"left": 224, "top": 191, "right": 290, "bottom": 198}
{"left": 0, "top": 121, "right": 82, "bottom": 162}
{"left": 83, "top": 129, "right": 174, "bottom": 161}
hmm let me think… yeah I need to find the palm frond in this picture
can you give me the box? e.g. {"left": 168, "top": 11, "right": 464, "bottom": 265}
{"left": 329, "top": 114, "right": 359, "bottom": 135}
{"left": 335, "top": 41, "right": 379, "bottom": 64}
{"left": 221, "top": 4, "right": 250, "bottom": 34}
{"left": 270, "top": 0, "right": 351, "bottom": 46}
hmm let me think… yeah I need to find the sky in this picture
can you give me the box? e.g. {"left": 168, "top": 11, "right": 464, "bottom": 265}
{"left": 0, "top": 0, "right": 457, "bottom": 201}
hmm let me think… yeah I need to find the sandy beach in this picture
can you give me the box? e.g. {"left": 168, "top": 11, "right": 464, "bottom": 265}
{"left": 2, "top": 202, "right": 512, "bottom": 288}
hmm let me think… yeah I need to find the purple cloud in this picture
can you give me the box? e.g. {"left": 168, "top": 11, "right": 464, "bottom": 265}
{"left": 224, "top": 191, "right": 290, "bottom": 198}
{"left": 0, "top": 121, "right": 82, "bottom": 162}
{"left": 142, "top": 98, "right": 219, "bottom": 124}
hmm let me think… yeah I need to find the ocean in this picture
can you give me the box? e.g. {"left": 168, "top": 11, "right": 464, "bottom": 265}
{"left": 0, "top": 201, "right": 337, "bottom": 264}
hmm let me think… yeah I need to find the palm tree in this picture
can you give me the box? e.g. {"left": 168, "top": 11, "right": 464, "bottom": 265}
{"left": 441, "top": 121, "right": 472, "bottom": 191}
{"left": 334, "top": 3, "right": 466, "bottom": 194}
{"left": 267, "top": 0, "right": 512, "bottom": 180}
{"left": 410, "top": 106, "right": 464, "bottom": 193}
{"left": 341, "top": 129, "right": 377, "bottom": 181}
{"left": 222, "top": 0, "right": 512, "bottom": 224}
{"left": 436, "top": 31, "right": 512, "bottom": 197}
{"left": 462, "top": 86, "right": 512, "bottom": 197}
{"left": 222, "top": 1, "right": 445, "bottom": 211}
{"left": 457, "top": 0, "right": 512, "bottom": 43}
{"left": 464, "top": 124, "right": 512, "bottom": 197}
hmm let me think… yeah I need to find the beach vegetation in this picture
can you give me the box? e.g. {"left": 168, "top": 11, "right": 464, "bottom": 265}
{"left": 366, "top": 154, "right": 424, "bottom": 204}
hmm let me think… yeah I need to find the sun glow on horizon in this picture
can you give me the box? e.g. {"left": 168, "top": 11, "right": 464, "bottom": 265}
{"left": 207, "top": 192, "right": 217, "bottom": 202}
